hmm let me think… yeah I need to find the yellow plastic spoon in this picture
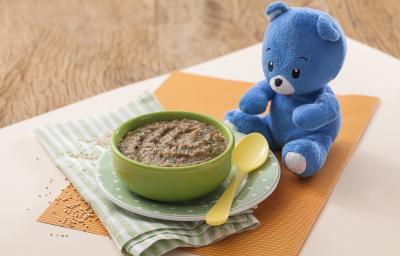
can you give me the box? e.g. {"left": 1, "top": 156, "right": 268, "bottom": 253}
{"left": 205, "top": 132, "right": 269, "bottom": 226}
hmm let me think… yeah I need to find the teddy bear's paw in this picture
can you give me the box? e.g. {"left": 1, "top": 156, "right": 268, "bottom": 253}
{"left": 225, "top": 110, "right": 241, "bottom": 128}
{"left": 224, "top": 110, "right": 250, "bottom": 134}
{"left": 239, "top": 93, "right": 267, "bottom": 115}
{"left": 282, "top": 137, "right": 330, "bottom": 177}
{"left": 225, "top": 110, "right": 261, "bottom": 134}
{"left": 285, "top": 152, "right": 307, "bottom": 175}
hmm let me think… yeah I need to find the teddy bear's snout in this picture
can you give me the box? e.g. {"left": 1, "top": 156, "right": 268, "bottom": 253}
{"left": 274, "top": 78, "right": 283, "bottom": 87}
{"left": 269, "top": 75, "right": 295, "bottom": 95}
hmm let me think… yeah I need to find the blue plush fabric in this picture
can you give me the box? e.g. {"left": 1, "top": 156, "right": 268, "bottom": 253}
{"left": 225, "top": 1, "right": 346, "bottom": 177}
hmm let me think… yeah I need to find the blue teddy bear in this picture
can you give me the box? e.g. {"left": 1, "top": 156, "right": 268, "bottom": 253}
{"left": 226, "top": 1, "right": 346, "bottom": 177}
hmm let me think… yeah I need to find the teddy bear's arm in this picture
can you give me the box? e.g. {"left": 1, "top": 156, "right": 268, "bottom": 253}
{"left": 292, "top": 92, "right": 340, "bottom": 131}
{"left": 239, "top": 80, "right": 275, "bottom": 115}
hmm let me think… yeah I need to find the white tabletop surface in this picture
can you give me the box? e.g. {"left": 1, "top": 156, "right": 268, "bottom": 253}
{"left": 1, "top": 38, "right": 399, "bottom": 256}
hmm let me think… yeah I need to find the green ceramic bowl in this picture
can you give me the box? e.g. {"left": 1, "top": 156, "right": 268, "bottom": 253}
{"left": 111, "top": 111, "right": 235, "bottom": 202}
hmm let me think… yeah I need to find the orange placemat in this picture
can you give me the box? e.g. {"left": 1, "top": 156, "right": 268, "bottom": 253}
{"left": 38, "top": 72, "right": 378, "bottom": 255}
{"left": 37, "top": 184, "right": 109, "bottom": 236}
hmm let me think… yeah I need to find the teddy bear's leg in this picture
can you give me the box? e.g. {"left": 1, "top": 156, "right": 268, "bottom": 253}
{"left": 225, "top": 110, "right": 279, "bottom": 150}
{"left": 282, "top": 133, "right": 332, "bottom": 177}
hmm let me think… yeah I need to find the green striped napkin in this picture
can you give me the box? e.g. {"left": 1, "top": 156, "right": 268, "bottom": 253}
{"left": 36, "top": 91, "right": 259, "bottom": 256}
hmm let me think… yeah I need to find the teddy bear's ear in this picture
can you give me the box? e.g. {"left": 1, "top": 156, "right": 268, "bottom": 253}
{"left": 317, "top": 15, "right": 341, "bottom": 42}
{"left": 265, "top": 1, "right": 290, "bottom": 21}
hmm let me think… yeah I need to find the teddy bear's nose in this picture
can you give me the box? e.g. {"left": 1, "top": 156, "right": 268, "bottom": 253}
{"left": 274, "top": 78, "right": 283, "bottom": 87}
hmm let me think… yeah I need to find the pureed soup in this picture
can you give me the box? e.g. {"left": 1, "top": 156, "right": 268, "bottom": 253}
{"left": 118, "top": 119, "right": 227, "bottom": 167}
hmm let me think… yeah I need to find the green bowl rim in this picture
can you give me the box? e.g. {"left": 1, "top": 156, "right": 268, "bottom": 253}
{"left": 111, "top": 110, "right": 235, "bottom": 171}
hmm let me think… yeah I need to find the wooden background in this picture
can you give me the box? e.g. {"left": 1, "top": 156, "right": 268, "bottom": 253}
{"left": 0, "top": 0, "right": 399, "bottom": 127}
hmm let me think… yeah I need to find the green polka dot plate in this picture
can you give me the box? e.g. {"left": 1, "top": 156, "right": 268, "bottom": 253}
{"left": 96, "top": 149, "right": 280, "bottom": 221}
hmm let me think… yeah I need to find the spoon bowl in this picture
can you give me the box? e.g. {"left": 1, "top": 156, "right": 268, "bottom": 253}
{"left": 205, "top": 133, "right": 269, "bottom": 226}
{"left": 232, "top": 133, "right": 270, "bottom": 172}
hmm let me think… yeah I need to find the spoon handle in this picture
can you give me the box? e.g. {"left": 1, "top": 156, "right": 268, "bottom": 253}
{"left": 205, "top": 171, "right": 246, "bottom": 226}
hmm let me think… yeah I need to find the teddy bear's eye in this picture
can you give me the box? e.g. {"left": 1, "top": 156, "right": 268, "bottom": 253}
{"left": 268, "top": 61, "right": 273, "bottom": 72}
{"left": 292, "top": 68, "right": 300, "bottom": 79}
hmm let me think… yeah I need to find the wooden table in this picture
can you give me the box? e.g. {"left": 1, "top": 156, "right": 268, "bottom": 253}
{"left": 0, "top": 0, "right": 399, "bottom": 127}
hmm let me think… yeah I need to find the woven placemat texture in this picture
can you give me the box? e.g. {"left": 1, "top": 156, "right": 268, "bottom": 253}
{"left": 38, "top": 184, "right": 109, "bottom": 236}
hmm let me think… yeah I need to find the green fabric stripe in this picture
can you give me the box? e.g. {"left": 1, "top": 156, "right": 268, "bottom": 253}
{"left": 121, "top": 105, "right": 136, "bottom": 117}
{"left": 138, "top": 94, "right": 154, "bottom": 113}
{"left": 97, "top": 112, "right": 115, "bottom": 129}
{"left": 127, "top": 102, "right": 143, "bottom": 115}
{"left": 35, "top": 128, "right": 64, "bottom": 158}
{"left": 117, "top": 106, "right": 133, "bottom": 119}
{"left": 76, "top": 119, "right": 99, "bottom": 137}
{"left": 109, "top": 110, "right": 123, "bottom": 124}
{"left": 87, "top": 115, "right": 108, "bottom": 132}
{"left": 53, "top": 123, "right": 98, "bottom": 178}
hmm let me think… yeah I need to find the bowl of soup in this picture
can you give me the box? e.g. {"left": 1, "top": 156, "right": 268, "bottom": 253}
{"left": 111, "top": 111, "right": 235, "bottom": 202}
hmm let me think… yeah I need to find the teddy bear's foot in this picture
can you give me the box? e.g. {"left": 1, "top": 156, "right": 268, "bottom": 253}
{"left": 225, "top": 110, "right": 279, "bottom": 149}
{"left": 285, "top": 152, "right": 307, "bottom": 174}
{"left": 282, "top": 134, "right": 332, "bottom": 177}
